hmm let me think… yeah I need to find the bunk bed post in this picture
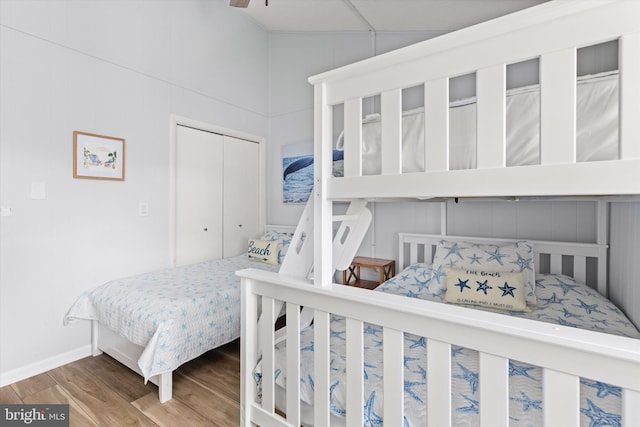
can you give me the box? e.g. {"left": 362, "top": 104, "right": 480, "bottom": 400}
{"left": 313, "top": 79, "right": 334, "bottom": 426}
{"left": 620, "top": 32, "right": 640, "bottom": 160}
{"left": 313, "top": 81, "right": 334, "bottom": 289}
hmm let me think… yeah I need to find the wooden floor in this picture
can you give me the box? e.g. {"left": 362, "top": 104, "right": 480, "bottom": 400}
{"left": 0, "top": 340, "right": 241, "bottom": 426}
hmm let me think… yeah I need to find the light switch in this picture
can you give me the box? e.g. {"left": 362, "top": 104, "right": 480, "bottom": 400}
{"left": 0, "top": 207, "right": 11, "bottom": 217}
{"left": 138, "top": 202, "right": 149, "bottom": 216}
{"left": 31, "top": 182, "right": 46, "bottom": 200}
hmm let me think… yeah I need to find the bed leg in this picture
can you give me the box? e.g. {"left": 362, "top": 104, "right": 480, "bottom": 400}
{"left": 91, "top": 320, "right": 103, "bottom": 356}
{"left": 157, "top": 372, "right": 173, "bottom": 403}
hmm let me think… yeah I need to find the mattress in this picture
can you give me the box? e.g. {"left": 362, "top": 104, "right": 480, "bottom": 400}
{"left": 335, "top": 71, "right": 619, "bottom": 174}
{"left": 259, "top": 263, "right": 639, "bottom": 426}
{"left": 65, "top": 254, "right": 279, "bottom": 381}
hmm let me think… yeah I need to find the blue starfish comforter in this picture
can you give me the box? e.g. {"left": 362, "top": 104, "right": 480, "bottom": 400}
{"left": 264, "top": 264, "right": 639, "bottom": 427}
{"left": 65, "top": 254, "right": 279, "bottom": 381}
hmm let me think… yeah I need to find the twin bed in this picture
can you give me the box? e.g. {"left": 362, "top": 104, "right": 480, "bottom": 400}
{"left": 239, "top": 1, "right": 640, "bottom": 426}
{"left": 64, "top": 225, "right": 295, "bottom": 402}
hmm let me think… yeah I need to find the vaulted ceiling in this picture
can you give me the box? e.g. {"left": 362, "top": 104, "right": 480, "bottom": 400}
{"left": 231, "top": 0, "right": 549, "bottom": 32}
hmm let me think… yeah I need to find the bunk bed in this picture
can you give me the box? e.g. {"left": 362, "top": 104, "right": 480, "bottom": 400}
{"left": 238, "top": 0, "right": 640, "bottom": 427}
{"left": 64, "top": 225, "right": 294, "bottom": 403}
{"left": 248, "top": 233, "right": 639, "bottom": 426}
{"left": 238, "top": 1, "right": 640, "bottom": 426}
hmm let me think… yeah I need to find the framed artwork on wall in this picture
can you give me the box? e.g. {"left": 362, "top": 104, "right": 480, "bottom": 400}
{"left": 281, "top": 142, "right": 314, "bottom": 204}
{"left": 73, "top": 131, "right": 125, "bottom": 181}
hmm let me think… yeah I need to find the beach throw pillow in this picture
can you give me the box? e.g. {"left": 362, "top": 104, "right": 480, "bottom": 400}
{"left": 443, "top": 268, "right": 529, "bottom": 312}
{"left": 247, "top": 239, "right": 279, "bottom": 265}
{"left": 431, "top": 239, "right": 536, "bottom": 304}
{"left": 261, "top": 230, "right": 294, "bottom": 263}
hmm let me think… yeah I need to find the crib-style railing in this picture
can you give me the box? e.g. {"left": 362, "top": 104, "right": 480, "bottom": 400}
{"left": 239, "top": 271, "right": 640, "bottom": 427}
{"left": 310, "top": 1, "right": 640, "bottom": 199}
{"left": 239, "top": 234, "right": 640, "bottom": 426}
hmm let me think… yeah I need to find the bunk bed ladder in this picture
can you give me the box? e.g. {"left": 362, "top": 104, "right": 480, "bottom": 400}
{"left": 261, "top": 194, "right": 372, "bottom": 349}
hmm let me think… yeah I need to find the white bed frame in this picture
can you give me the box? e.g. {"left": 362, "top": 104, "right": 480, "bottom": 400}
{"left": 239, "top": 1, "right": 640, "bottom": 426}
{"left": 90, "top": 224, "right": 296, "bottom": 403}
{"left": 240, "top": 233, "right": 640, "bottom": 426}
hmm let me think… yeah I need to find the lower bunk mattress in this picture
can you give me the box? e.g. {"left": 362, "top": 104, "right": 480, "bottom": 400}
{"left": 65, "top": 254, "right": 279, "bottom": 381}
{"left": 258, "top": 265, "right": 640, "bottom": 427}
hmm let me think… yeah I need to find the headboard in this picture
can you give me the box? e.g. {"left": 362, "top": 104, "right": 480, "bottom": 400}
{"left": 265, "top": 224, "right": 296, "bottom": 235}
{"left": 398, "top": 233, "right": 608, "bottom": 296}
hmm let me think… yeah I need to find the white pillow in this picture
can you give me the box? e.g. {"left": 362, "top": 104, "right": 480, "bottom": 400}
{"left": 247, "top": 239, "right": 279, "bottom": 265}
{"left": 443, "top": 267, "right": 529, "bottom": 312}
{"left": 431, "top": 239, "right": 536, "bottom": 304}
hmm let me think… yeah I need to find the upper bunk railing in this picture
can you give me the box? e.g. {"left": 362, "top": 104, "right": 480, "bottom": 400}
{"left": 309, "top": 0, "right": 640, "bottom": 200}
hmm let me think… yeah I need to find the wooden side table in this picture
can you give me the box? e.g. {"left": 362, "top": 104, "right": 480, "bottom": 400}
{"left": 342, "top": 256, "right": 396, "bottom": 290}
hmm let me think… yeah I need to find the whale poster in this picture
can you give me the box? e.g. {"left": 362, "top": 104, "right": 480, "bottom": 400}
{"left": 282, "top": 142, "right": 346, "bottom": 204}
{"left": 282, "top": 142, "right": 314, "bottom": 204}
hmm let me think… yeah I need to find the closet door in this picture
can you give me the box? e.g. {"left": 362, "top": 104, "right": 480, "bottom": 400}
{"left": 223, "top": 136, "right": 260, "bottom": 257}
{"left": 175, "top": 125, "right": 223, "bottom": 266}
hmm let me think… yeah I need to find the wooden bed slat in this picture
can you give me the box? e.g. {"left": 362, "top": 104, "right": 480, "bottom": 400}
{"left": 620, "top": 32, "right": 640, "bottom": 160}
{"left": 623, "top": 389, "right": 640, "bottom": 427}
{"left": 477, "top": 64, "right": 506, "bottom": 169}
{"left": 383, "top": 327, "right": 404, "bottom": 426}
{"left": 479, "top": 353, "right": 509, "bottom": 427}
{"left": 424, "top": 78, "right": 449, "bottom": 172}
{"left": 313, "top": 310, "right": 331, "bottom": 426}
{"left": 543, "top": 369, "right": 580, "bottom": 427}
{"left": 427, "top": 338, "right": 451, "bottom": 427}
{"left": 285, "top": 303, "right": 301, "bottom": 426}
{"left": 261, "top": 296, "right": 276, "bottom": 412}
{"left": 550, "top": 253, "right": 562, "bottom": 275}
{"left": 346, "top": 318, "right": 364, "bottom": 426}
{"left": 573, "top": 255, "right": 587, "bottom": 285}
{"left": 344, "top": 98, "right": 362, "bottom": 177}
{"left": 540, "top": 48, "right": 577, "bottom": 165}
{"left": 381, "top": 89, "right": 403, "bottom": 175}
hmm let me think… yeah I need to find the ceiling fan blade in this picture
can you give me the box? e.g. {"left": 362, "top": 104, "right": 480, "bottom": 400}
{"left": 230, "top": 0, "right": 250, "bottom": 7}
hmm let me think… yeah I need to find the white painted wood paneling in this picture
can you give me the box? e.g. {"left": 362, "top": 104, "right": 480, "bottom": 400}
{"left": 609, "top": 203, "right": 640, "bottom": 329}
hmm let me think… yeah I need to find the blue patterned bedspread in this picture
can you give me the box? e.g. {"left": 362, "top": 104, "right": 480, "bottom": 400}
{"left": 65, "top": 254, "right": 278, "bottom": 381}
{"left": 265, "top": 264, "right": 640, "bottom": 427}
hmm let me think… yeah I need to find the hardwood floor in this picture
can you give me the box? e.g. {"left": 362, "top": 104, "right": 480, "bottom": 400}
{"left": 0, "top": 340, "right": 242, "bottom": 426}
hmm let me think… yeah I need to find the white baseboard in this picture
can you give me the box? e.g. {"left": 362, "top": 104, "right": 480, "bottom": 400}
{"left": 0, "top": 345, "right": 92, "bottom": 388}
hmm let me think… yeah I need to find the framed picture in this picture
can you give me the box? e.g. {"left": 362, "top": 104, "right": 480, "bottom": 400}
{"left": 73, "top": 131, "right": 125, "bottom": 181}
{"left": 282, "top": 142, "right": 314, "bottom": 204}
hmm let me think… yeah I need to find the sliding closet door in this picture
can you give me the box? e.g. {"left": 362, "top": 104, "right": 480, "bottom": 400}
{"left": 223, "top": 136, "right": 260, "bottom": 257}
{"left": 175, "top": 125, "right": 223, "bottom": 266}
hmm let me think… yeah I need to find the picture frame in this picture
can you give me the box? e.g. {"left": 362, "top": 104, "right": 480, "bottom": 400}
{"left": 73, "top": 131, "right": 125, "bottom": 181}
{"left": 281, "top": 142, "right": 314, "bottom": 204}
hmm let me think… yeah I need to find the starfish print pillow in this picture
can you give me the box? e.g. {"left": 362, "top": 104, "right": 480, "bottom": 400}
{"left": 443, "top": 267, "right": 529, "bottom": 312}
{"left": 431, "top": 239, "right": 536, "bottom": 305}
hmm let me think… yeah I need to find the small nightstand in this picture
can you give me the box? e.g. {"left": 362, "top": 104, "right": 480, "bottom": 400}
{"left": 342, "top": 256, "right": 396, "bottom": 290}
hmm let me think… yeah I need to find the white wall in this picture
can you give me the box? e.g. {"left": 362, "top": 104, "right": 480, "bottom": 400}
{"left": 2, "top": 0, "right": 639, "bottom": 385}
{"left": 0, "top": 0, "right": 268, "bottom": 384}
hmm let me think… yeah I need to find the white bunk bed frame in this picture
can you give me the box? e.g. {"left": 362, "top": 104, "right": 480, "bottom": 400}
{"left": 241, "top": 232, "right": 639, "bottom": 426}
{"left": 239, "top": 1, "right": 640, "bottom": 426}
{"left": 89, "top": 224, "right": 296, "bottom": 403}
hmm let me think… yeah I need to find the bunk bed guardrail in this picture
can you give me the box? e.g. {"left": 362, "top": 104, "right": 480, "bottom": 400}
{"left": 310, "top": 0, "right": 640, "bottom": 200}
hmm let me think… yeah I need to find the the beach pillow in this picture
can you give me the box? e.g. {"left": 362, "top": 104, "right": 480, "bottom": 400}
{"left": 431, "top": 239, "right": 536, "bottom": 304}
{"left": 443, "top": 267, "right": 529, "bottom": 312}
